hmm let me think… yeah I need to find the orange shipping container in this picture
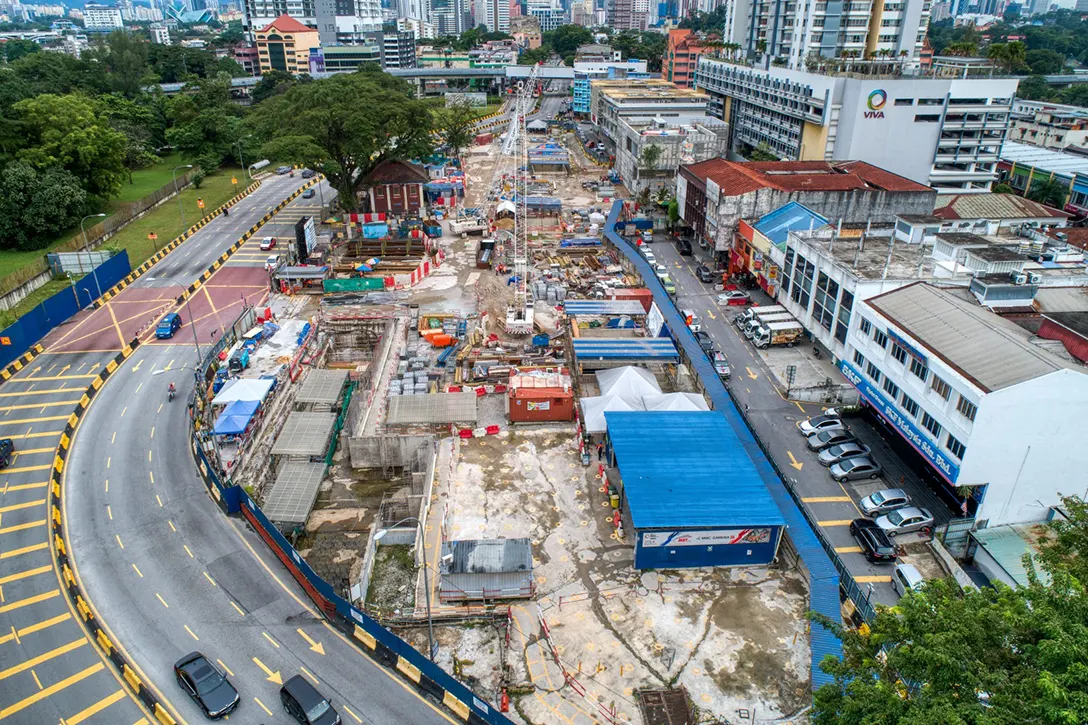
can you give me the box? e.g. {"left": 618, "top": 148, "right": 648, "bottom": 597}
{"left": 508, "top": 387, "right": 574, "bottom": 423}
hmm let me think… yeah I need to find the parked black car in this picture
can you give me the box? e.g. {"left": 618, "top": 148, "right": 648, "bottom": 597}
{"left": 280, "top": 674, "right": 341, "bottom": 724}
{"left": 0, "top": 438, "right": 14, "bottom": 468}
{"left": 677, "top": 239, "right": 693, "bottom": 256}
{"left": 695, "top": 265, "right": 715, "bottom": 283}
{"left": 849, "top": 518, "right": 898, "bottom": 563}
{"left": 693, "top": 330, "right": 714, "bottom": 351}
{"left": 174, "top": 652, "right": 239, "bottom": 719}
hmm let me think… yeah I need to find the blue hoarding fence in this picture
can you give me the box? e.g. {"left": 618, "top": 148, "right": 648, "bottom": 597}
{"left": 0, "top": 251, "right": 131, "bottom": 369}
{"left": 604, "top": 201, "right": 844, "bottom": 692}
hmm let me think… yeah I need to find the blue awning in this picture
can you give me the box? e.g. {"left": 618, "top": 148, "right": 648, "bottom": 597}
{"left": 572, "top": 338, "right": 678, "bottom": 361}
{"left": 213, "top": 399, "right": 260, "bottom": 436}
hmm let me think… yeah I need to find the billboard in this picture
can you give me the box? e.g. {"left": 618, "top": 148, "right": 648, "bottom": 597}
{"left": 642, "top": 528, "right": 772, "bottom": 547}
{"left": 294, "top": 216, "right": 317, "bottom": 261}
{"left": 646, "top": 301, "right": 665, "bottom": 337}
{"left": 446, "top": 92, "right": 488, "bottom": 108}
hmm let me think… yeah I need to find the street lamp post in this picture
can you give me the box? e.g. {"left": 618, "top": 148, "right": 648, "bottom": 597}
{"left": 173, "top": 164, "right": 194, "bottom": 232}
{"left": 235, "top": 136, "right": 253, "bottom": 181}
{"left": 375, "top": 517, "right": 436, "bottom": 661}
{"left": 80, "top": 213, "right": 107, "bottom": 301}
{"left": 148, "top": 277, "right": 202, "bottom": 367}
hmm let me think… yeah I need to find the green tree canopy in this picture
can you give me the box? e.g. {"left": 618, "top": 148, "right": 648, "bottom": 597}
{"left": 436, "top": 99, "right": 478, "bottom": 159}
{"left": 165, "top": 73, "right": 243, "bottom": 168}
{"left": 247, "top": 70, "right": 436, "bottom": 211}
{"left": 1028, "top": 177, "right": 1068, "bottom": 207}
{"left": 542, "top": 25, "right": 594, "bottom": 58}
{"left": 1026, "top": 48, "right": 1066, "bottom": 74}
{"left": 84, "top": 30, "right": 153, "bottom": 98}
{"left": 250, "top": 69, "right": 302, "bottom": 104}
{"left": 0, "top": 162, "right": 87, "bottom": 251}
{"left": 14, "top": 93, "right": 127, "bottom": 199}
{"left": 2, "top": 38, "right": 39, "bottom": 63}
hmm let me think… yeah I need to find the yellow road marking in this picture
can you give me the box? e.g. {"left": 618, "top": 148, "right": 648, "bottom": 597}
{"left": 0, "top": 589, "right": 59, "bottom": 614}
{"left": 105, "top": 301, "right": 127, "bottom": 347}
{"left": 0, "top": 519, "right": 45, "bottom": 535}
{"left": 116, "top": 535, "right": 124, "bottom": 549}
{"left": 0, "top": 400, "right": 82, "bottom": 412}
{"left": 168, "top": 520, "right": 176, "bottom": 532}
{"left": 31, "top": 669, "right": 42, "bottom": 689}
{"left": 0, "top": 463, "right": 51, "bottom": 474}
{"left": 111, "top": 432, "right": 116, "bottom": 444}
{"left": 184, "top": 625, "right": 199, "bottom": 641}
{"left": 0, "top": 662, "right": 104, "bottom": 719}
{"left": 216, "top": 659, "right": 234, "bottom": 677}
{"left": 802, "top": 496, "right": 852, "bottom": 503}
{"left": 0, "top": 499, "right": 45, "bottom": 514}
{"left": 0, "top": 387, "right": 79, "bottom": 397}
{"left": 0, "top": 564, "right": 51, "bottom": 586}
{"left": 120, "top": 407, "right": 127, "bottom": 418}
{"left": 132, "top": 564, "right": 143, "bottom": 577}
{"left": 817, "top": 520, "right": 853, "bottom": 527}
{"left": 342, "top": 704, "right": 364, "bottom": 723}
{"left": 254, "top": 698, "right": 273, "bottom": 716}
{"left": 0, "top": 414, "right": 68, "bottom": 427}
{"left": 262, "top": 631, "right": 279, "bottom": 648}
{"left": 854, "top": 575, "right": 893, "bottom": 583}
{"left": 64, "top": 688, "right": 127, "bottom": 725}
{"left": 0, "top": 638, "right": 86, "bottom": 681}
{"left": 156, "top": 495, "right": 163, "bottom": 508}
{"left": 299, "top": 665, "right": 319, "bottom": 686}
{"left": 3, "top": 374, "right": 98, "bottom": 382}
{"left": 183, "top": 545, "right": 193, "bottom": 558}
{"left": 107, "top": 505, "right": 112, "bottom": 520}
{"left": 2, "top": 481, "right": 48, "bottom": 494}
{"left": 156, "top": 593, "right": 169, "bottom": 608}
{"left": 230, "top": 601, "right": 244, "bottom": 617}
{"left": 0, "top": 612, "right": 70, "bottom": 644}
{"left": 835, "top": 546, "right": 864, "bottom": 554}
{"left": 0, "top": 542, "right": 48, "bottom": 559}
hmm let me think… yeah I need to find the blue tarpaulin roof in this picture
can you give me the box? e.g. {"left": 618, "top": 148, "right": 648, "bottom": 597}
{"left": 564, "top": 300, "right": 646, "bottom": 316}
{"left": 606, "top": 411, "right": 785, "bottom": 529}
{"left": 754, "top": 201, "right": 829, "bottom": 247}
{"left": 572, "top": 338, "right": 678, "bottom": 361}
{"left": 213, "top": 399, "right": 260, "bottom": 436}
{"left": 524, "top": 196, "right": 562, "bottom": 209}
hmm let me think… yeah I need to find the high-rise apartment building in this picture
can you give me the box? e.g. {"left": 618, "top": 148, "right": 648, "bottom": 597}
{"left": 695, "top": 57, "right": 1020, "bottom": 192}
{"left": 608, "top": 0, "right": 647, "bottom": 30}
{"left": 431, "top": 0, "right": 469, "bottom": 34}
{"left": 83, "top": 3, "right": 124, "bottom": 30}
{"left": 662, "top": 29, "right": 709, "bottom": 89}
{"left": 475, "top": 0, "right": 510, "bottom": 31}
{"left": 721, "top": 0, "right": 932, "bottom": 71}
{"left": 243, "top": 0, "right": 382, "bottom": 44}
{"left": 527, "top": 0, "right": 565, "bottom": 31}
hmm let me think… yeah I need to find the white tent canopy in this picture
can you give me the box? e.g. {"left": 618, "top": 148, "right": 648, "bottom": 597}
{"left": 581, "top": 394, "right": 644, "bottom": 434}
{"left": 595, "top": 366, "right": 660, "bottom": 399}
{"left": 527, "top": 119, "right": 549, "bottom": 131}
{"left": 211, "top": 377, "right": 275, "bottom": 406}
{"left": 642, "top": 392, "right": 710, "bottom": 412}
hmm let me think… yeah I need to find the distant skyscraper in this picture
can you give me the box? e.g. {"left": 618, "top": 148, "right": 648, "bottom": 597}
{"left": 243, "top": 0, "right": 382, "bottom": 43}
{"left": 475, "top": 0, "right": 509, "bottom": 30}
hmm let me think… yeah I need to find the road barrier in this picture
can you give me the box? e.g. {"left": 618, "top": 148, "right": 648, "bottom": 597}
{"left": 603, "top": 200, "right": 844, "bottom": 693}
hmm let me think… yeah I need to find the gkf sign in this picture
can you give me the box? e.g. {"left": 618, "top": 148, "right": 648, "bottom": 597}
{"left": 864, "top": 89, "right": 887, "bottom": 119}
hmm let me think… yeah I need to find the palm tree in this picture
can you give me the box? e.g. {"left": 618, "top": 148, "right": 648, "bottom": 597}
{"left": 1027, "top": 177, "right": 1068, "bottom": 208}
{"left": 987, "top": 41, "right": 1026, "bottom": 74}
{"left": 945, "top": 41, "right": 978, "bottom": 57}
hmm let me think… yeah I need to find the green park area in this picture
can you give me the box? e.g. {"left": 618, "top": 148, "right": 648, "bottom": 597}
{"left": 0, "top": 160, "right": 251, "bottom": 327}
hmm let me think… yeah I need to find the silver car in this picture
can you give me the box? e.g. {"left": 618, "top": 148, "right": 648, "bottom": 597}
{"left": 829, "top": 456, "right": 883, "bottom": 483}
{"left": 859, "top": 488, "right": 910, "bottom": 517}
{"left": 875, "top": 506, "right": 934, "bottom": 536}
{"left": 806, "top": 429, "right": 856, "bottom": 452}
{"left": 797, "top": 414, "right": 844, "bottom": 436}
{"left": 817, "top": 442, "right": 871, "bottom": 467}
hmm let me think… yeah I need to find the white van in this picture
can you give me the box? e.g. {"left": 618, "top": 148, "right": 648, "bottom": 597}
{"left": 891, "top": 563, "right": 926, "bottom": 597}
{"left": 681, "top": 309, "right": 702, "bottom": 333}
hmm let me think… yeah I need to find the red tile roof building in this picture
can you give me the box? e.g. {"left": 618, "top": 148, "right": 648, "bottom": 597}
{"left": 662, "top": 30, "right": 713, "bottom": 90}
{"left": 678, "top": 159, "right": 937, "bottom": 254}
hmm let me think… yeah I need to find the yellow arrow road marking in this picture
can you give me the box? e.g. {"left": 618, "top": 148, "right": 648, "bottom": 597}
{"left": 252, "top": 657, "right": 283, "bottom": 685}
{"left": 786, "top": 451, "right": 804, "bottom": 471}
{"left": 297, "top": 629, "right": 325, "bottom": 655}
{"left": 746, "top": 367, "right": 758, "bottom": 380}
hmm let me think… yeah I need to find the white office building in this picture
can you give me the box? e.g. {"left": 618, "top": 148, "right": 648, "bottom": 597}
{"left": 695, "top": 59, "right": 1019, "bottom": 192}
{"left": 527, "top": 0, "right": 565, "bottom": 32}
{"left": 843, "top": 282, "right": 1088, "bottom": 527}
{"left": 243, "top": 0, "right": 382, "bottom": 43}
{"left": 474, "top": 0, "right": 509, "bottom": 32}
{"left": 149, "top": 22, "right": 170, "bottom": 43}
{"left": 83, "top": 3, "right": 123, "bottom": 29}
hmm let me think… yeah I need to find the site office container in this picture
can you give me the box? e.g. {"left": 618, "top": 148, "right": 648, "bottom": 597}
{"left": 508, "top": 387, "right": 575, "bottom": 422}
{"left": 607, "top": 288, "right": 653, "bottom": 313}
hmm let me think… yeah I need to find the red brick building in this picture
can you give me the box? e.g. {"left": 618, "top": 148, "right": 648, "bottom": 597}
{"left": 662, "top": 30, "right": 713, "bottom": 90}
{"left": 362, "top": 159, "right": 429, "bottom": 215}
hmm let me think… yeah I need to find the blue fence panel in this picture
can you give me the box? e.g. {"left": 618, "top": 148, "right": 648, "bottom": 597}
{"left": 604, "top": 202, "right": 842, "bottom": 691}
{"left": 0, "top": 251, "right": 131, "bottom": 368}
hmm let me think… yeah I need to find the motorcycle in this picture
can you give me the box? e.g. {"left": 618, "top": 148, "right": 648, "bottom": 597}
{"left": 223, "top": 207, "right": 229, "bottom": 217}
{"left": 168, "top": 385, "right": 176, "bottom": 402}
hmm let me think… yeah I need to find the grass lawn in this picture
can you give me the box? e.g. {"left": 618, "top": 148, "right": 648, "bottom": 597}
{"left": 0, "top": 153, "right": 208, "bottom": 280}
{"left": 473, "top": 103, "right": 502, "bottom": 119}
{"left": 0, "top": 166, "right": 250, "bottom": 327}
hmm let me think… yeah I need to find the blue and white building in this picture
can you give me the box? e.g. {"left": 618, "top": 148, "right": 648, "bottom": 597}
{"left": 605, "top": 410, "right": 785, "bottom": 569}
{"left": 844, "top": 282, "right": 1088, "bottom": 527}
{"left": 571, "top": 59, "right": 649, "bottom": 116}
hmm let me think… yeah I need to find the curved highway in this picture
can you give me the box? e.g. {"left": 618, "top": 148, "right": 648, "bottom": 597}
{"left": 0, "top": 174, "right": 454, "bottom": 724}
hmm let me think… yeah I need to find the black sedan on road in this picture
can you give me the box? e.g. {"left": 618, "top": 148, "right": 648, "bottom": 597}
{"left": 174, "top": 652, "right": 240, "bottom": 719}
{"left": 696, "top": 265, "right": 716, "bottom": 283}
{"left": 849, "top": 518, "right": 898, "bottom": 563}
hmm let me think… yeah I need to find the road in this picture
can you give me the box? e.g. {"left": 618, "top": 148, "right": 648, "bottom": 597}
{"left": 0, "top": 173, "right": 453, "bottom": 724}
{"left": 650, "top": 236, "right": 908, "bottom": 605}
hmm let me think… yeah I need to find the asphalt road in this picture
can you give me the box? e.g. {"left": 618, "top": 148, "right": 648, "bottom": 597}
{"left": 649, "top": 236, "right": 905, "bottom": 606}
{"left": 0, "top": 173, "right": 453, "bottom": 724}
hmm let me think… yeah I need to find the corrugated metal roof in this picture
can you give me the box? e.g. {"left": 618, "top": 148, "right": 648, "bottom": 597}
{"left": 386, "top": 393, "right": 478, "bottom": 425}
{"left": 295, "top": 369, "right": 348, "bottom": 405}
{"left": 572, "top": 338, "right": 679, "bottom": 361}
{"left": 607, "top": 411, "right": 784, "bottom": 529}
{"left": 563, "top": 300, "right": 647, "bottom": 316}
{"left": 262, "top": 462, "right": 325, "bottom": 525}
{"left": 1000, "top": 140, "right": 1088, "bottom": 177}
{"left": 970, "top": 526, "right": 1049, "bottom": 588}
{"left": 605, "top": 201, "right": 841, "bottom": 690}
{"left": 867, "top": 282, "right": 1074, "bottom": 392}
{"left": 442, "top": 538, "right": 532, "bottom": 575}
{"left": 270, "top": 412, "right": 336, "bottom": 456}
{"left": 1034, "top": 287, "right": 1088, "bottom": 313}
{"left": 754, "top": 202, "right": 829, "bottom": 247}
{"left": 933, "top": 192, "right": 1067, "bottom": 221}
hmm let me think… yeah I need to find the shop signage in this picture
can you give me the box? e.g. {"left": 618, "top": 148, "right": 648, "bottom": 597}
{"left": 642, "top": 528, "right": 772, "bottom": 548}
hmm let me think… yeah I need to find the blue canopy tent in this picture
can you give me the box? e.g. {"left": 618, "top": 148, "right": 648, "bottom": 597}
{"left": 213, "top": 399, "right": 260, "bottom": 436}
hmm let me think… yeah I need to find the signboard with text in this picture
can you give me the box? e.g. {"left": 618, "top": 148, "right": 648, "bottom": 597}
{"left": 839, "top": 359, "right": 960, "bottom": 483}
{"left": 642, "top": 528, "right": 772, "bottom": 548}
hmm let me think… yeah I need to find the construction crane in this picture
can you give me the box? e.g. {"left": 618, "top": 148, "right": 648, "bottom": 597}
{"left": 487, "top": 66, "right": 539, "bottom": 336}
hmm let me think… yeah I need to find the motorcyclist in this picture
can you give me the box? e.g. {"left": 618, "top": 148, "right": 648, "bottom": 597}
{"left": 223, "top": 206, "right": 230, "bottom": 216}
{"left": 168, "top": 382, "right": 176, "bottom": 401}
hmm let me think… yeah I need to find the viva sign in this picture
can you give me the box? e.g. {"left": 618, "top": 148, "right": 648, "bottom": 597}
{"left": 838, "top": 359, "right": 960, "bottom": 483}
{"left": 864, "top": 89, "right": 887, "bottom": 119}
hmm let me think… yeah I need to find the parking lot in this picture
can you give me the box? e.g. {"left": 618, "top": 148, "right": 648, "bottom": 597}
{"left": 647, "top": 232, "right": 958, "bottom": 606}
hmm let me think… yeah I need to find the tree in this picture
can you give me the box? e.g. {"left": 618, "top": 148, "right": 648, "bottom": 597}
{"left": 992, "top": 183, "right": 1015, "bottom": 193}
{"left": 0, "top": 162, "right": 87, "bottom": 250}
{"left": 542, "top": 25, "right": 593, "bottom": 58}
{"left": 986, "top": 41, "right": 1026, "bottom": 73}
{"left": 165, "top": 74, "right": 243, "bottom": 168}
{"left": 639, "top": 143, "right": 663, "bottom": 171}
{"left": 436, "top": 99, "right": 478, "bottom": 159}
{"left": 84, "top": 30, "right": 152, "bottom": 98}
{"left": 2, "top": 39, "right": 39, "bottom": 63}
{"left": 746, "top": 143, "right": 779, "bottom": 161}
{"left": 667, "top": 198, "right": 679, "bottom": 227}
{"left": 104, "top": 95, "right": 162, "bottom": 183}
{"left": 519, "top": 46, "right": 552, "bottom": 65}
{"left": 945, "top": 40, "right": 979, "bottom": 57}
{"left": 212, "top": 22, "right": 244, "bottom": 47}
{"left": 250, "top": 70, "right": 300, "bottom": 104}
{"left": 1017, "top": 75, "right": 1055, "bottom": 101}
{"left": 1027, "top": 177, "right": 1068, "bottom": 207}
{"left": 14, "top": 93, "right": 127, "bottom": 200}
{"left": 1026, "top": 48, "right": 1066, "bottom": 74}
{"left": 248, "top": 71, "right": 435, "bottom": 211}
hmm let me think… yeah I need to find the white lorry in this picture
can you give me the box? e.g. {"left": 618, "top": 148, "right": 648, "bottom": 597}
{"left": 733, "top": 304, "right": 788, "bottom": 329}
{"left": 449, "top": 216, "right": 489, "bottom": 235}
{"left": 751, "top": 321, "right": 804, "bottom": 349}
